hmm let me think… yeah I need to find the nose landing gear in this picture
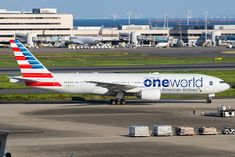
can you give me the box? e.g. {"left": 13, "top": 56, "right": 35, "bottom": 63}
{"left": 207, "top": 94, "right": 215, "bottom": 103}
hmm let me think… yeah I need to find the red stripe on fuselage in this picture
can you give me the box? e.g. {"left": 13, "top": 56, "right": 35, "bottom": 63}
{"left": 25, "top": 82, "right": 61, "bottom": 87}
{"left": 22, "top": 73, "right": 53, "bottom": 78}
{"left": 19, "top": 65, "right": 32, "bottom": 69}
{"left": 16, "top": 56, "right": 26, "bottom": 60}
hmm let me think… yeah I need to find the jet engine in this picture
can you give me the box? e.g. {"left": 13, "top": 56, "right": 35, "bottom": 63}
{"left": 138, "top": 89, "right": 161, "bottom": 101}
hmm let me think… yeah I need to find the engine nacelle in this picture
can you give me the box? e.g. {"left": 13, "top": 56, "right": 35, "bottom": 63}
{"left": 138, "top": 89, "right": 161, "bottom": 101}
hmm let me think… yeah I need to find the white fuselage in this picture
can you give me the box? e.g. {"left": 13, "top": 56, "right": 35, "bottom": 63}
{"left": 40, "top": 73, "right": 230, "bottom": 96}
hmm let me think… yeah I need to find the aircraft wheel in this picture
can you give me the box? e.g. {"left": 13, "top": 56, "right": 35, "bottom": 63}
{"left": 110, "top": 99, "right": 117, "bottom": 105}
{"left": 120, "top": 99, "right": 126, "bottom": 105}
{"left": 207, "top": 99, "right": 212, "bottom": 103}
{"left": 116, "top": 99, "right": 121, "bottom": 105}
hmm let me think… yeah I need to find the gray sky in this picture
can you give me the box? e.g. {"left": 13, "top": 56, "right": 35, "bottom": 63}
{"left": 1, "top": 0, "right": 235, "bottom": 18}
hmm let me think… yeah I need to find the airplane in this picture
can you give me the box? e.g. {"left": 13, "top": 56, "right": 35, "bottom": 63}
{"left": 156, "top": 42, "right": 170, "bottom": 48}
{"left": 9, "top": 40, "right": 230, "bottom": 105}
{"left": 66, "top": 26, "right": 103, "bottom": 45}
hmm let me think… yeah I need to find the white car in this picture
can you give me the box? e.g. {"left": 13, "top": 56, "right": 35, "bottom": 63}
{"left": 221, "top": 127, "right": 235, "bottom": 134}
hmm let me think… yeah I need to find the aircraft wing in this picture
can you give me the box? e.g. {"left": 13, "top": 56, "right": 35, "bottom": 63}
{"left": 87, "top": 81, "right": 138, "bottom": 92}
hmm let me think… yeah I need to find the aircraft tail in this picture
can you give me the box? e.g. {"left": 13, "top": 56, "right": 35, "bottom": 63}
{"left": 97, "top": 25, "right": 104, "bottom": 37}
{"left": 9, "top": 40, "right": 53, "bottom": 79}
{"left": 0, "top": 131, "right": 10, "bottom": 157}
{"left": 9, "top": 40, "right": 61, "bottom": 87}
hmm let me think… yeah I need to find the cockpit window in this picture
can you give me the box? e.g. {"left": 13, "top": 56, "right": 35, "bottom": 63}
{"left": 220, "top": 81, "right": 225, "bottom": 84}
{"left": 209, "top": 81, "right": 213, "bottom": 86}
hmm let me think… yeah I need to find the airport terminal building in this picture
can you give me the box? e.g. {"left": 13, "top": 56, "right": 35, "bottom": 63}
{"left": 0, "top": 8, "right": 169, "bottom": 44}
{"left": 1, "top": 8, "right": 235, "bottom": 47}
{"left": 170, "top": 25, "right": 235, "bottom": 46}
{"left": 0, "top": 8, "right": 73, "bottom": 40}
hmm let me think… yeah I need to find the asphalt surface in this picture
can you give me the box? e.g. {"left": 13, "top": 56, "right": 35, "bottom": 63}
{"left": 1, "top": 63, "right": 235, "bottom": 75}
{"left": 1, "top": 46, "right": 235, "bottom": 57}
{"left": 1, "top": 99, "right": 235, "bottom": 157}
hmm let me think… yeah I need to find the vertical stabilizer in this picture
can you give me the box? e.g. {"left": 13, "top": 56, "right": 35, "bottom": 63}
{"left": 97, "top": 25, "right": 104, "bottom": 37}
{"left": 9, "top": 40, "right": 54, "bottom": 79}
{"left": 9, "top": 40, "right": 62, "bottom": 88}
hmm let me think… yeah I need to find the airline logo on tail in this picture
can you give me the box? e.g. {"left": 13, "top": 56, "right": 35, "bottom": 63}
{"left": 97, "top": 25, "right": 103, "bottom": 37}
{"left": 9, "top": 40, "right": 61, "bottom": 87}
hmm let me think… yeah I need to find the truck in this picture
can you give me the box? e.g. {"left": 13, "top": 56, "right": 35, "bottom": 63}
{"left": 221, "top": 127, "right": 235, "bottom": 134}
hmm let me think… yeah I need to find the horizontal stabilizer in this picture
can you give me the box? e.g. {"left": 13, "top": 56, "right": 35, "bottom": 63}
{"left": 9, "top": 76, "right": 37, "bottom": 83}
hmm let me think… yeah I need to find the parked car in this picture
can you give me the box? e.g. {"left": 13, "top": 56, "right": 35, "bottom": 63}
{"left": 221, "top": 127, "right": 235, "bottom": 134}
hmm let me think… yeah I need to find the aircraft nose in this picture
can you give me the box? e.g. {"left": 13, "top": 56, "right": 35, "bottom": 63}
{"left": 224, "top": 83, "right": 231, "bottom": 91}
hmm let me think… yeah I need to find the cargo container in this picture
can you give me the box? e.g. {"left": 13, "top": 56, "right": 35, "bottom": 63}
{"left": 198, "top": 127, "right": 218, "bottom": 135}
{"left": 129, "top": 126, "right": 150, "bottom": 137}
{"left": 175, "top": 127, "right": 195, "bottom": 136}
{"left": 152, "top": 125, "right": 173, "bottom": 136}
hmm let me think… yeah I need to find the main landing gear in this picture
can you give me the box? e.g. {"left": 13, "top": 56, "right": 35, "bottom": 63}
{"left": 207, "top": 94, "right": 215, "bottom": 103}
{"left": 110, "top": 91, "right": 126, "bottom": 105}
{"left": 110, "top": 99, "right": 126, "bottom": 105}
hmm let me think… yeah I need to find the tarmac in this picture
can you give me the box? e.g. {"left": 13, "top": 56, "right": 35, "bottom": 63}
{"left": 1, "top": 46, "right": 235, "bottom": 57}
{"left": 1, "top": 99, "right": 235, "bottom": 157}
{"left": 1, "top": 63, "right": 235, "bottom": 75}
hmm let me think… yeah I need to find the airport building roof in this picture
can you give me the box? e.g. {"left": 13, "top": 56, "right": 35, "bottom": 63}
{"left": 0, "top": 8, "right": 57, "bottom": 14}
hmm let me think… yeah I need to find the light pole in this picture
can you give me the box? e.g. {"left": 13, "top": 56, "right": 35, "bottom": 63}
{"left": 166, "top": 14, "right": 169, "bottom": 29}
{"left": 163, "top": 9, "right": 167, "bottom": 29}
{"left": 128, "top": 11, "right": 131, "bottom": 45}
{"left": 203, "top": 11, "right": 208, "bottom": 42}
{"left": 180, "top": 24, "right": 182, "bottom": 41}
{"left": 186, "top": 9, "right": 191, "bottom": 26}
